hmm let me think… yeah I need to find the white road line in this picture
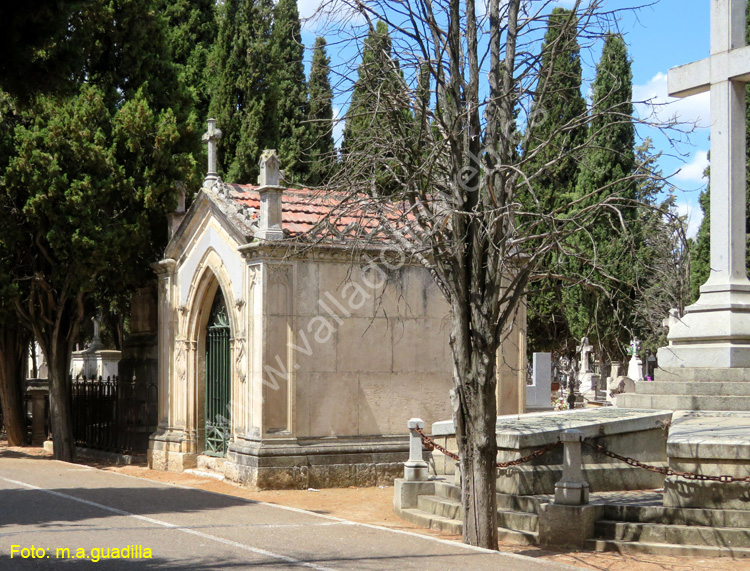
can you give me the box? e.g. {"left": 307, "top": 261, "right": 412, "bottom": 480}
{"left": 0, "top": 476, "right": 338, "bottom": 571}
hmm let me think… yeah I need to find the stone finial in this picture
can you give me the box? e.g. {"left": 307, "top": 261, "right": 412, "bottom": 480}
{"left": 202, "top": 118, "right": 222, "bottom": 187}
{"left": 255, "top": 149, "right": 285, "bottom": 241}
{"left": 258, "top": 149, "right": 281, "bottom": 187}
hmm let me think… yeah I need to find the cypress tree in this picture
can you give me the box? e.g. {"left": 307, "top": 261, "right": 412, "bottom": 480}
{"left": 209, "top": 0, "right": 276, "bottom": 183}
{"left": 564, "top": 32, "right": 637, "bottom": 361}
{"left": 343, "top": 21, "right": 411, "bottom": 193}
{"left": 524, "top": 8, "right": 587, "bottom": 355}
{"left": 269, "top": 0, "right": 308, "bottom": 183}
{"left": 157, "top": 0, "right": 217, "bottom": 123}
{"left": 306, "top": 37, "right": 336, "bottom": 187}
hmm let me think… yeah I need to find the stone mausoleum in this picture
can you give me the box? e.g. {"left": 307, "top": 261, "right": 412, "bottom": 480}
{"left": 148, "top": 127, "right": 527, "bottom": 489}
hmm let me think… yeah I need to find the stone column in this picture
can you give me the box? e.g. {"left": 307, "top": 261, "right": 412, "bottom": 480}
{"left": 152, "top": 259, "right": 176, "bottom": 429}
{"left": 554, "top": 429, "right": 589, "bottom": 506}
{"left": 404, "top": 418, "right": 429, "bottom": 481}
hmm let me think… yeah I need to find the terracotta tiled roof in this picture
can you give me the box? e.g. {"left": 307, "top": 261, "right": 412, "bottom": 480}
{"left": 226, "top": 184, "right": 384, "bottom": 239}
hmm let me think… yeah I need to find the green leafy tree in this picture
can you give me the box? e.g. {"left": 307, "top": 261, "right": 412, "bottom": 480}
{"left": 0, "top": 1, "right": 83, "bottom": 98}
{"left": 564, "top": 32, "right": 637, "bottom": 362}
{"left": 306, "top": 37, "right": 336, "bottom": 187}
{"left": 269, "top": 0, "right": 308, "bottom": 182}
{"left": 1, "top": 0, "right": 199, "bottom": 461}
{"left": 524, "top": 8, "right": 587, "bottom": 355}
{"left": 4, "top": 86, "right": 190, "bottom": 461}
{"left": 209, "top": 0, "right": 276, "bottom": 183}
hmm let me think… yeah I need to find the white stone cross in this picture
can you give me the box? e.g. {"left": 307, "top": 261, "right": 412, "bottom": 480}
{"left": 576, "top": 337, "right": 593, "bottom": 374}
{"left": 629, "top": 337, "right": 640, "bottom": 357}
{"left": 669, "top": 0, "right": 750, "bottom": 293}
{"left": 202, "top": 118, "right": 222, "bottom": 186}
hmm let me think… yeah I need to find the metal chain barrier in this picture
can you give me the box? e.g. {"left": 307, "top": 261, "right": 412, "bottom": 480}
{"left": 583, "top": 440, "right": 750, "bottom": 484}
{"left": 415, "top": 427, "right": 561, "bottom": 468}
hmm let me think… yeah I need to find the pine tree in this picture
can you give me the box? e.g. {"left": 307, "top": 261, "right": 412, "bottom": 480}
{"left": 209, "top": 0, "right": 276, "bottom": 183}
{"left": 269, "top": 0, "right": 308, "bottom": 183}
{"left": 306, "top": 37, "right": 336, "bottom": 187}
{"left": 563, "top": 32, "right": 637, "bottom": 362}
{"left": 524, "top": 8, "right": 587, "bottom": 355}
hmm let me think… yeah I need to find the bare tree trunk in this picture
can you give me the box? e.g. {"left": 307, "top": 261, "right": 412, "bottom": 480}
{"left": 0, "top": 323, "right": 29, "bottom": 446}
{"left": 451, "top": 306, "right": 500, "bottom": 549}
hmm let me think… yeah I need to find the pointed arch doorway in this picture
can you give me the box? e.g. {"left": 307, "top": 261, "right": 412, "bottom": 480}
{"left": 205, "top": 288, "right": 231, "bottom": 457}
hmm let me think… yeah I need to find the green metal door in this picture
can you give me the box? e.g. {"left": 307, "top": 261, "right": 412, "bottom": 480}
{"left": 205, "top": 289, "right": 230, "bottom": 456}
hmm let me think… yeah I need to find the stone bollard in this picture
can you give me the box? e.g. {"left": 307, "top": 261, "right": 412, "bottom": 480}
{"left": 538, "top": 429, "right": 601, "bottom": 548}
{"left": 554, "top": 429, "right": 589, "bottom": 505}
{"left": 404, "top": 418, "right": 429, "bottom": 481}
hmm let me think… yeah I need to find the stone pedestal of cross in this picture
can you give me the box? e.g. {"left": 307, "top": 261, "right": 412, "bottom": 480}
{"left": 659, "top": 0, "right": 750, "bottom": 369}
{"left": 202, "top": 118, "right": 222, "bottom": 188}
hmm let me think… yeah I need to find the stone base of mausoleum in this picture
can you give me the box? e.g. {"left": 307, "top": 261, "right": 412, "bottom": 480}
{"left": 148, "top": 429, "right": 199, "bottom": 473}
{"left": 148, "top": 431, "right": 410, "bottom": 490}
{"left": 224, "top": 436, "right": 409, "bottom": 490}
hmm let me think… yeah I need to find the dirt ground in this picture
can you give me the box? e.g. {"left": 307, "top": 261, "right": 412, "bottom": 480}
{"left": 4, "top": 443, "right": 750, "bottom": 571}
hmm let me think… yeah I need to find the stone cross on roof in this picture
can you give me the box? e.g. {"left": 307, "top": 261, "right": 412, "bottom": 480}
{"left": 669, "top": 0, "right": 750, "bottom": 295}
{"left": 202, "top": 118, "right": 222, "bottom": 187}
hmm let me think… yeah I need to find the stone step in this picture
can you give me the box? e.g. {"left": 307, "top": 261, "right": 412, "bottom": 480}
{"left": 634, "top": 381, "right": 750, "bottom": 396}
{"left": 399, "top": 509, "right": 538, "bottom": 544}
{"left": 399, "top": 508, "right": 463, "bottom": 535}
{"left": 617, "top": 393, "right": 750, "bottom": 411}
{"left": 496, "top": 492, "right": 543, "bottom": 514}
{"left": 587, "top": 538, "right": 750, "bottom": 558}
{"left": 417, "top": 495, "right": 461, "bottom": 520}
{"left": 418, "top": 494, "right": 539, "bottom": 532}
{"left": 434, "top": 481, "right": 542, "bottom": 514}
{"left": 602, "top": 503, "right": 750, "bottom": 528}
{"left": 184, "top": 468, "right": 225, "bottom": 482}
{"left": 497, "top": 509, "right": 539, "bottom": 533}
{"left": 597, "top": 520, "right": 750, "bottom": 547}
{"left": 655, "top": 367, "right": 750, "bottom": 383}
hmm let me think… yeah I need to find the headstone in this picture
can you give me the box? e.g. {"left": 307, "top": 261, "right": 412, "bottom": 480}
{"left": 577, "top": 337, "right": 593, "bottom": 375}
{"left": 526, "top": 352, "right": 553, "bottom": 411}
{"left": 577, "top": 337, "right": 600, "bottom": 398}
{"left": 659, "top": 0, "right": 750, "bottom": 369}
{"left": 626, "top": 338, "right": 643, "bottom": 382}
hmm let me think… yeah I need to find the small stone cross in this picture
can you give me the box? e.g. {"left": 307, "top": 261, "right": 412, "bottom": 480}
{"left": 629, "top": 338, "right": 640, "bottom": 357}
{"left": 576, "top": 337, "right": 593, "bottom": 374}
{"left": 669, "top": 0, "right": 750, "bottom": 294}
{"left": 202, "top": 118, "right": 222, "bottom": 185}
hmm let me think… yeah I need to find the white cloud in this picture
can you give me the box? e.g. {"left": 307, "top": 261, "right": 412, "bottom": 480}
{"left": 298, "top": 0, "right": 323, "bottom": 20}
{"left": 675, "top": 200, "right": 703, "bottom": 240}
{"left": 672, "top": 150, "right": 709, "bottom": 186}
{"left": 633, "top": 72, "right": 710, "bottom": 129}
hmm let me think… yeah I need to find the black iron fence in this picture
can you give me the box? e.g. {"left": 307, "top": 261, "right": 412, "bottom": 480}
{"left": 71, "top": 375, "right": 157, "bottom": 454}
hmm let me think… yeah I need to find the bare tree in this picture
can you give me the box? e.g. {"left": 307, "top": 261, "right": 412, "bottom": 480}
{"left": 306, "top": 0, "right": 677, "bottom": 548}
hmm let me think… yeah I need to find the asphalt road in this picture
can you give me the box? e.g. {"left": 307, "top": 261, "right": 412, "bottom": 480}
{"left": 0, "top": 452, "right": 583, "bottom": 570}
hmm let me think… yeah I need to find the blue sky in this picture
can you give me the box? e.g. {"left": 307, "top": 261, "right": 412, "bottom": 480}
{"left": 298, "top": 0, "right": 713, "bottom": 237}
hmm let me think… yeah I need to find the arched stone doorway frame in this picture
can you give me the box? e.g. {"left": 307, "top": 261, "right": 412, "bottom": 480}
{"left": 183, "top": 248, "right": 239, "bottom": 455}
